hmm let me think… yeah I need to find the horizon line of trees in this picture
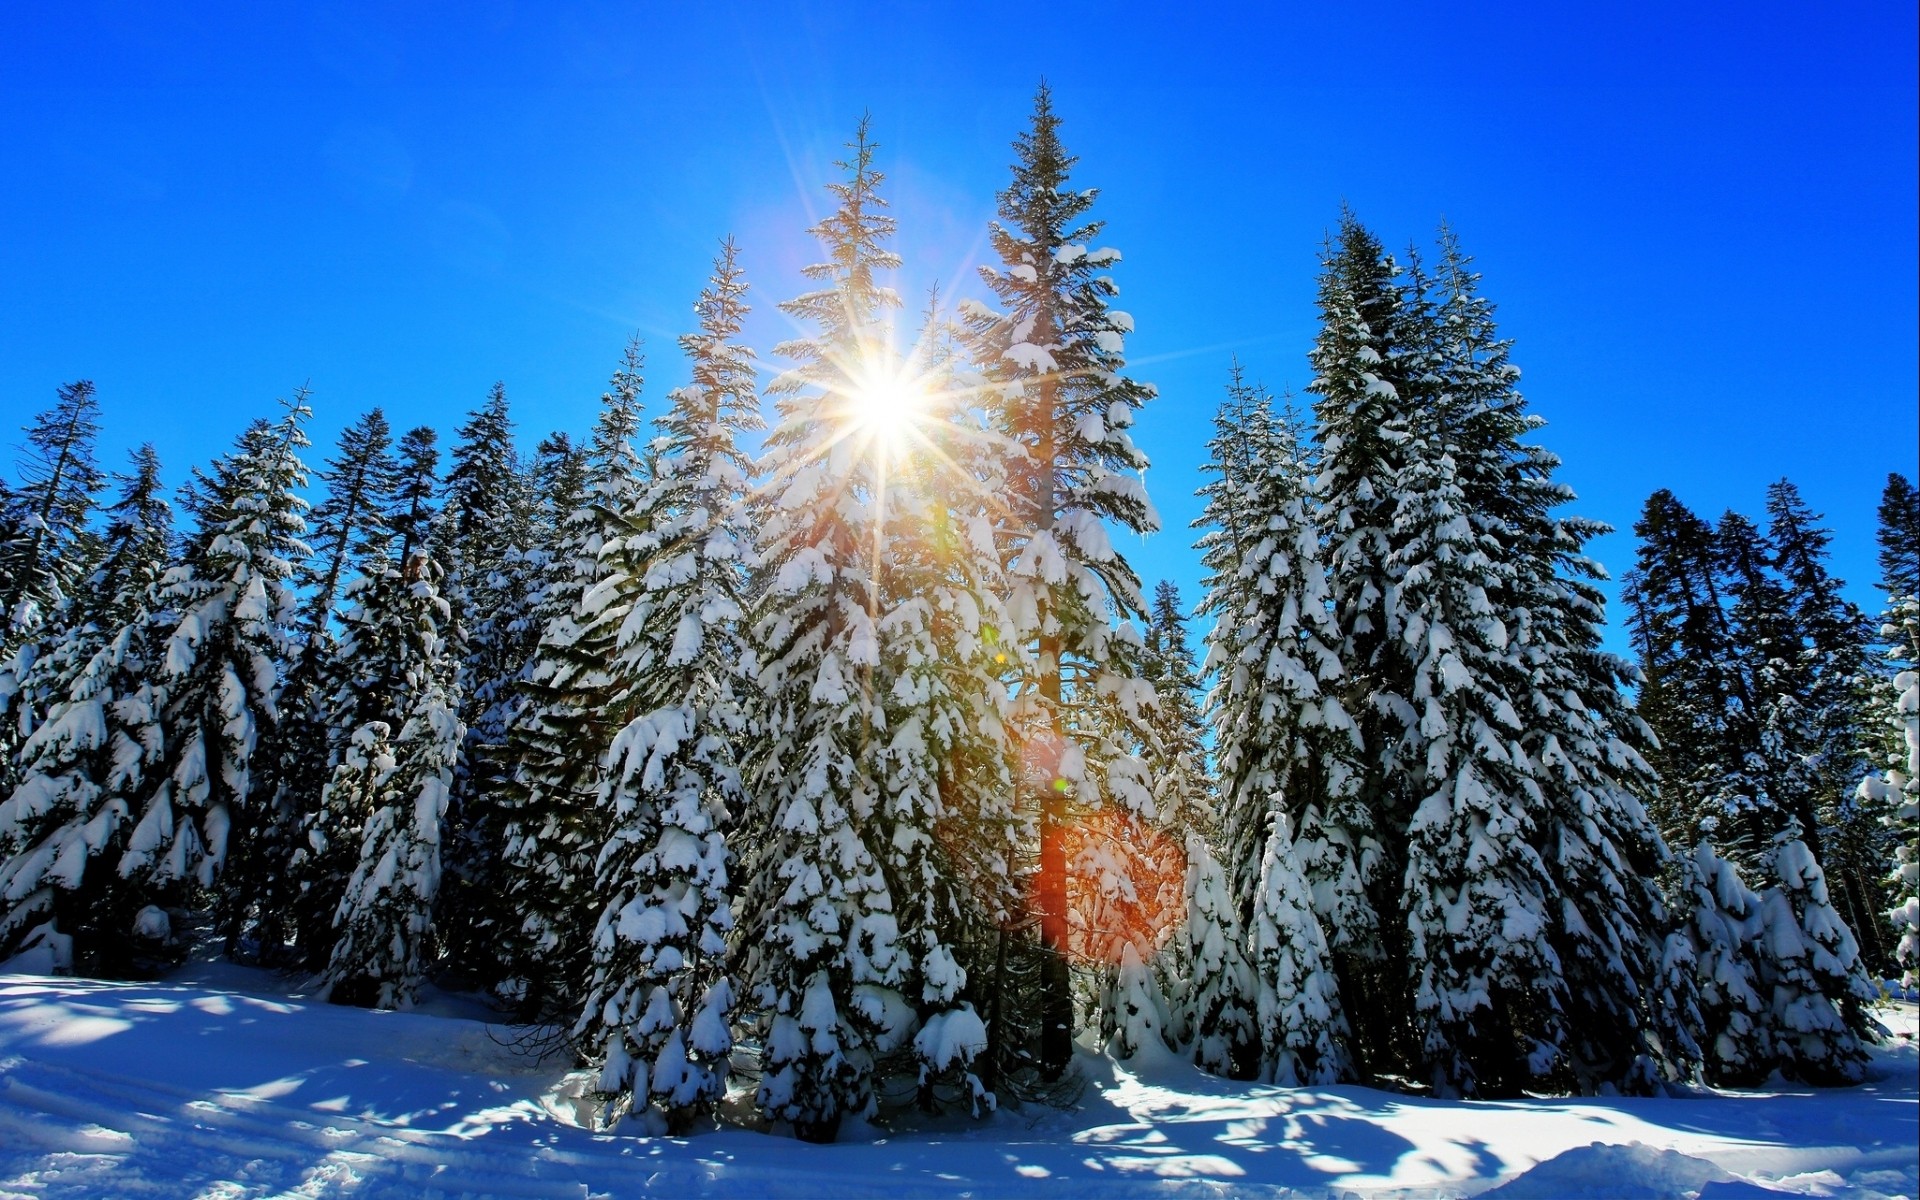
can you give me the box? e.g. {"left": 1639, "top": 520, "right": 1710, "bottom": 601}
{"left": 0, "top": 87, "right": 1913, "bottom": 1142}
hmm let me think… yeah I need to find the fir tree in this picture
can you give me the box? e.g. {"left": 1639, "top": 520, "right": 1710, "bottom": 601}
{"left": 0, "top": 381, "right": 106, "bottom": 657}
{"left": 579, "top": 267, "right": 764, "bottom": 1132}
{"left": 740, "top": 122, "right": 909, "bottom": 1141}
{"left": 148, "top": 398, "right": 311, "bottom": 953}
{"left": 960, "top": 83, "right": 1160, "bottom": 1079}
{"left": 0, "top": 451, "right": 171, "bottom": 972}
{"left": 388, "top": 427, "right": 441, "bottom": 566}
{"left": 322, "top": 554, "right": 463, "bottom": 1009}
{"left": 1180, "top": 833, "right": 1258, "bottom": 1078}
{"left": 1248, "top": 815, "right": 1349, "bottom": 1085}
{"left": 495, "top": 341, "right": 650, "bottom": 1020}
{"left": 1858, "top": 472, "right": 1918, "bottom": 989}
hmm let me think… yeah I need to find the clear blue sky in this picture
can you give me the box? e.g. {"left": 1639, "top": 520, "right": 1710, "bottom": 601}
{"left": 3, "top": 2, "right": 1915, "bottom": 650}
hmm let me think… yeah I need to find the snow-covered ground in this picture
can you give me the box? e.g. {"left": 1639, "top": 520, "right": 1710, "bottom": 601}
{"left": 0, "top": 965, "right": 1913, "bottom": 1199}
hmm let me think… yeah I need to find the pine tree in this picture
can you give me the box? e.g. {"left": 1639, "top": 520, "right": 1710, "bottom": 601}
{"left": 1862, "top": 474, "right": 1919, "bottom": 989}
{"left": 1248, "top": 815, "right": 1349, "bottom": 1085}
{"left": 740, "top": 122, "right": 910, "bottom": 1142}
{"left": 322, "top": 554, "right": 463, "bottom": 1009}
{"left": 1672, "top": 843, "right": 1771, "bottom": 1085}
{"left": 389, "top": 427, "right": 441, "bottom": 566}
{"left": 960, "top": 83, "right": 1160, "bottom": 1079}
{"left": 1625, "top": 490, "right": 1747, "bottom": 851}
{"left": 580, "top": 261, "right": 767, "bottom": 1132}
{"left": 0, "top": 381, "right": 106, "bottom": 658}
{"left": 1429, "top": 234, "right": 1688, "bottom": 1094}
{"left": 0, "top": 450, "right": 171, "bottom": 972}
{"left": 495, "top": 341, "right": 650, "bottom": 1020}
{"left": 135, "top": 397, "right": 310, "bottom": 954}
{"left": 1751, "top": 837, "right": 1876, "bottom": 1084}
{"left": 1765, "top": 481, "right": 1885, "bottom": 966}
{"left": 1142, "top": 581, "right": 1209, "bottom": 835}
{"left": 434, "top": 384, "right": 539, "bottom": 983}
{"left": 1180, "top": 833, "right": 1257, "bottom": 1078}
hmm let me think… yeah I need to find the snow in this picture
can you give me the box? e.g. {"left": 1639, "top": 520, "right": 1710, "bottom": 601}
{"left": 0, "top": 966, "right": 1913, "bottom": 1199}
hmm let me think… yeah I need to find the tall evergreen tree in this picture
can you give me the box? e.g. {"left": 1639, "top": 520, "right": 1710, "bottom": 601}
{"left": 494, "top": 341, "right": 650, "bottom": 1020}
{"left": 1860, "top": 473, "right": 1919, "bottom": 989}
{"left": 321, "top": 553, "right": 463, "bottom": 1009}
{"left": 739, "top": 122, "right": 912, "bottom": 1142}
{"left": 960, "top": 83, "right": 1160, "bottom": 1079}
{"left": 0, "top": 381, "right": 106, "bottom": 657}
{"left": 579, "top": 254, "right": 763, "bottom": 1132}
{"left": 0, "top": 449, "right": 171, "bottom": 973}
{"left": 149, "top": 398, "right": 311, "bottom": 952}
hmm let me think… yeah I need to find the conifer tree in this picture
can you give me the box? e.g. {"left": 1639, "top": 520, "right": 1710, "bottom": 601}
{"left": 1765, "top": 481, "right": 1885, "bottom": 963}
{"left": 495, "top": 341, "right": 650, "bottom": 1019}
{"left": 0, "top": 449, "right": 171, "bottom": 973}
{"left": 435, "top": 384, "right": 538, "bottom": 981}
{"left": 1429, "top": 234, "right": 1687, "bottom": 1094}
{"left": 322, "top": 554, "right": 463, "bottom": 1008}
{"left": 389, "top": 427, "right": 441, "bottom": 566}
{"left": 1673, "top": 843, "right": 1771, "bottom": 1085}
{"left": 961, "top": 83, "right": 1160, "bottom": 1079}
{"left": 0, "top": 381, "right": 106, "bottom": 658}
{"left": 1860, "top": 473, "right": 1919, "bottom": 988}
{"left": 1180, "top": 832, "right": 1257, "bottom": 1077}
{"left": 146, "top": 398, "right": 311, "bottom": 952}
{"left": 1248, "top": 815, "right": 1349, "bottom": 1085}
{"left": 740, "top": 122, "right": 910, "bottom": 1141}
{"left": 580, "top": 257, "right": 761, "bottom": 1132}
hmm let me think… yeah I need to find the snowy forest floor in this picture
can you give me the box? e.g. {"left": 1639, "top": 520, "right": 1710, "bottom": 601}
{"left": 0, "top": 960, "right": 1914, "bottom": 1200}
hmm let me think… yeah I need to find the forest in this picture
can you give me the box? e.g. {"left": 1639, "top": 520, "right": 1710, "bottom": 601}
{"left": 1, "top": 88, "right": 1914, "bottom": 1146}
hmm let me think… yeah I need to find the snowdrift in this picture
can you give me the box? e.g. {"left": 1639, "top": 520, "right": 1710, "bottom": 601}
{"left": 0, "top": 969, "right": 1913, "bottom": 1199}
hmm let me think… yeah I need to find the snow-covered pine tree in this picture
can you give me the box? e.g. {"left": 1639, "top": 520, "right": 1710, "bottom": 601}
{"left": 871, "top": 287, "right": 1019, "bottom": 1106}
{"left": 494, "top": 340, "right": 650, "bottom": 1021}
{"left": 1386, "top": 350, "right": 1562, "bottom": 1098}
{"left": 243, "top": 408, "right": 401, "bottom": 962}
{"left": 1765, "top": 481, "right": 1887, "bottom": 967}
{"left": 1427, "top": 233, "right": 1690, "bottom": 1093}
{"left": 1750, "top": 837, "right": 1876, "bottom": 1083}
{"left": 1143, "top": 581, "right": 1210, "bottom": 834}
{"left": 1673, "top": 842, "right": 1771, "bottom": 1085}
{"left": 740, "top": 122, "right": 911, "bottom": 1142}
{"left": 1716, "top": 509, "right": 1815, "bottom": 863}
{"left": 960, "top": 83, "right": 1160, "bottom": 1080}
{"left": 578, "top": 252, "right": 760, "bottom": 1133}
{"left": 1624, "top": 490, "right": 1750, "bottom": 852}
{"left": 130, "top": 396, "right": 309, "bottom": 954}
{"left": 0, "top": 381, "right": 106, "bottom": 660}
{"left": 322, "top": 553, "right": 463, "bottom": 1008}
{"left": 434, "top": 384, "right": 541, "bottom": 984}
{"left": 1859, "top": 473, "right": 1919, "bottom": 989}
{"left": 1248, "top": 814, "right": 1349, "bottom": 1085}
{"left": 1181, "top": 832, "right": 1257, "bottom": 1077}
{"left": 1195, "top": 369, "right": 1375, "bottom": 984}
{"left": 0, "top": 448, "right": 172, "bottom": 973}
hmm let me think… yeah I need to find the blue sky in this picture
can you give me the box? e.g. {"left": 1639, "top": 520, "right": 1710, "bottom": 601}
{"left": 3, "top": 2, "right": 1915, "bottom": 648}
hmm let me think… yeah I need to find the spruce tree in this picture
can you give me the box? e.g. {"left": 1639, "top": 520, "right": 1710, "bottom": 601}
{"left": 0, "top": 381, "right": 106, "bottom": 657}
{"left": 1765, "top": 481, "right": 1885, "bottom": 964}
{"left": 1861, "top": 473, "right": 1919, "bottom": 989}
{"left": 1430, "top": 234, "right": 1687, "bottom": 1093}
{"left": 495, "top": 341, "right": 650, "bottom": 1020}
{"left": 322, "top": 554, "right": 463, "bottom": 1008}
{"left": 579, "top": 258, "right": 761, "bottom": 1132}
{"left": 435, "top": 384, "right": 539, "bottom": 983}
{"left": 960, "top": 83, "right": 1160, "bottom": 1079}
{"left": 1248, "top": 815, "right": 1349, "bottom": 1085}
{"left": 1180, "top": 833, "right": 1257, "bottom": 1077}
{"left": 139, "top": 401, "right": 309, "bottom": 926}
{"left": 0, "top": 450, "right": 171, "bottom": 972}
{"left": 740, "top": 122, "right": 909, "bottom": 1141}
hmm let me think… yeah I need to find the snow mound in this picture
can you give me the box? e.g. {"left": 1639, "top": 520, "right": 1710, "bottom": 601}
{"left": 1477, "top": 1142, "right": 1779, "bottom": 1199}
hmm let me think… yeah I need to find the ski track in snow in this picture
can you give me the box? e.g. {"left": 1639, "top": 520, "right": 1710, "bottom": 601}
{"left": 0, "top": 971, "right": 1913, "bottom": 1199}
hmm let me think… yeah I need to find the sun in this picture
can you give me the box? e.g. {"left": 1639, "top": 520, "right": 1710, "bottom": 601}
{"left": 844, "top": 360, "right": 927, "bottom": 453}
